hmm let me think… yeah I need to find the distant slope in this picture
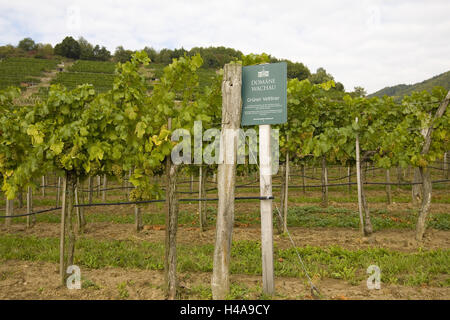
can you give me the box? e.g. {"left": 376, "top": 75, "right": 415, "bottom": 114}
{"left": 369, "top": 71, "right": 450, "bottom": 99}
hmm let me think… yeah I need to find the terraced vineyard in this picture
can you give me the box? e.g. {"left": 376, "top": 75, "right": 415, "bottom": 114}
{"left": 0, "top": 57, "right": 59, "bottom": 89}
{"left": 68, "top": 60, "right": 116, "bottom": 74}
{"left": 51, "top": 71, "right": 115, "bottom": 92}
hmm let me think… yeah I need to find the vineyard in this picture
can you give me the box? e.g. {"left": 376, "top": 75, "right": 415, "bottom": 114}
{"left": 0, "top": 57, "right": 59, "bottom": 89}
{"left": 0, "top": 51, "right": 449, "bottom": 300}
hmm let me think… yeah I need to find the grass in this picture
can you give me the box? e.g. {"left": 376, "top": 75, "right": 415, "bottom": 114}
{"left": 68, "top": 60, "right": 116, "bottom": 74}
{"left": 0, "top": 235, "right": 448, "bottom": 287}
{"left": 285, "top": 206, "right": 450, "bottom": 231}
{"left": 3, "top": 201, "right": 449, "bottom": 231}
{"left": 51, "top": 71, "right": 114, "bottom": 92}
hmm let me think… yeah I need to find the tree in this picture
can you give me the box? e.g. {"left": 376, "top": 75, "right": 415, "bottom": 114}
{"left": 309, "top": 67, "right": 334, "bottom": 84}
{"left": 286, "top": 60, "right": 311, "bottom": 80}
{"left": 35, "top": 43, "right": 53, "bottom": 59}
{"left": 143, "top": 46, "right": 157, "bottom": 61}
{"left": 78, "top": 37, "right": 94, "bottom": 60}
{"left": 352, "top": 86, "right": 367, "bottom": 97}
{"left": 114, "top": 46, "right": 133, "bottom": 63}
{"left": 54, "top": 36, "right": 81, "bottom": 59}
{"left": 92, "top": 45, "right": 111, "bottom": 61}
{"left": 18, "top": 38, "right": 36, "bottom": 52}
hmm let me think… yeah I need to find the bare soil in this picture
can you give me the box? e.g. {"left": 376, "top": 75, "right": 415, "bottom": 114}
{"left": 0, "top": 260, "right": 448, "bottom": 300}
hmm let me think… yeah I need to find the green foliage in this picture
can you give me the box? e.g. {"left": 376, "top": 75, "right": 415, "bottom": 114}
{"left": 114, "top": 46, "right": 134, "bottom": 63}
{"left": 18, "top": 38, "right": 37, "bottom": 52}
{"left": 0, "top": 87, "right": 40, "bottom": 198}
{"left": 51, "top": 72, "right": 115, "bottom": 92}
{"left": 68, "top": 60, "right": 116, "bottom": 74}
{"left": 54, "top": 36, "right": 81, "bottom": 59}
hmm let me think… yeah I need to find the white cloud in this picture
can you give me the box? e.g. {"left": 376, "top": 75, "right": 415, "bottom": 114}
{"left": 0, "top": 0, "right": 449, "bottom": 93}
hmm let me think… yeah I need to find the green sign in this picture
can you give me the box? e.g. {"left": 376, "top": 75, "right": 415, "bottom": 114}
{"left": 241, "top": 62, "right": 287, "bottom": 126}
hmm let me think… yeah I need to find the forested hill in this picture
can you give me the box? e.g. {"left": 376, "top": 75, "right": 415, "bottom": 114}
{"left": 369, "top": 70, "right": 450, "bottom": 99}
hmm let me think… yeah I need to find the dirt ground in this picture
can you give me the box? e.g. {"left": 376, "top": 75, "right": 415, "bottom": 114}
{"left": 0, "top": 259, "right": 448, "bottom": 300}
{"left": 0, "top": 178, "right": 448, "bottom": 300}
{"left": 1, "top": 222, "right": 449, "bottom": 253}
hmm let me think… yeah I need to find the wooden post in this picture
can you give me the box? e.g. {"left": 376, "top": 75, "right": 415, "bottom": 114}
{"left": 56, "top": 177, "right": 61, "bottom": 207}
{"left": 96, "top": 175, "right": 100, "bottom": 197}
{"left": 41, "top": 176, "right": 45, "bottom": 197}
{"left": 66, "top": 175, "right": 76, "bottom": 269}
{"left": 321, "top": 156, "right": 328, "bottom": 207}
{"left": 26, "top": 186, "right": 34, "bottom": 228}
{"left": 412, "top": 167, "right": 422, "bottom": 206}
{"left": 88, "top": 176, "right": 93, "bottom": 204}
{"left": 277, "top": 163, "right": 286, "bottom": 234}
{"left": 416, "top": 91, "right": 449, "bottom": 240}
{"left": 201, "top": 167, "right": 207, "bottom": 228}
{"left": 59, "top": 175, "right": 67, "bottom": 285}
{"left": 259, "top": 124, "right": 274, "bottom": 295}
{"left": 198, "top": 165, "right": 204, "bottom": 231}
{"left": 135, "top": 204, "right": 143, "bottom": 232}
{"left": 165, "top": 118, "right": 179, "bottom": 299}
{"left": 4, "top": 196, "right": 12, "bottom": 228}
{"left": 283, "top": 152, "right": 289, "bottom": 233}
{"left": 102, "top": 175, "right": 107, "bottom": 202}
{"left": 190, "top": 173, "right": 194, "bottom": 193}
{"left": 355, "top": 118, "right": 365, "bottom": 236}
{"left": 385, "top": 169, "right": 392, "bottom": 205}
{"left": 212, "top": 63, "right": 242, "bottom": 300}
{"left": 75, "top": 179, "right": 85, "bottom": 233}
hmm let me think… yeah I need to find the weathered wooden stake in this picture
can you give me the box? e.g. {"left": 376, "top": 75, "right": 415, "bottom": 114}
{"left": 321, "top": 156, "right": 328, "bottom": 207}
{"left": 135, "top": 204, "right": 143, "bottom": 232}
{"left": 26, "top": 186, "right": 34, "bottom": 228}
{"left": 165, "top": 118, "right": 179, "bottom": 299}
{"left": 41, "top": 176, "right": 45, "bottom": 197}
{"left": 59, "top": 175, "right": 67, "bottom": 285}
{"left": 96, "top": 175, "right": 101, "bottom": 197}
{"left": 412, "top": 167, "right": 422, "bottom": 206}
{"left": 56, "top": 177, "right": 61, "bottom": 207}
{"left": 416, "top": 91, "right": 449, "bottom": 241}
{"left": 283, "top": 152, "right": 289, "bottom": 233}
{"left": 4, "top": 196, "right": 12, "bottom": 228}
{"left": 212, "top": 63, "right": 242, "bottom": 300}
{"left": 102, "top": 175, "right": 107, "bottom": 202}
{"left": 75, "top": 179, "right": 85, "bottom": 233}
{"left": 88, "top": 176, "right": 93, "bottom": 204}
{"left": 355, "top": 118, "right": 365, "bottom": 236}
{"left": 198, "top": 165, "right": 204, "bottom": 231}
{"left": 385, "top": 169, "right": 392, "bottom": 205}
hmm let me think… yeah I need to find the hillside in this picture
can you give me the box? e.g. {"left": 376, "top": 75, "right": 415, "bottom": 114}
{"left": 369, "top": 70, "right": 450, "bottom": 99}
{"left": 0, "top": 57, "right": 218, "bottom": 104}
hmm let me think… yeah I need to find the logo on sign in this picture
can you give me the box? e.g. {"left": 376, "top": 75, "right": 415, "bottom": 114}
{"left": 258, "top": 67, "right": 269, "bottom": 78}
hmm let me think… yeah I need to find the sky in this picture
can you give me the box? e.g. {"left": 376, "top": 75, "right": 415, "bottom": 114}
{"left": 0, "top": 0, "right": 449, "bottom": 93}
